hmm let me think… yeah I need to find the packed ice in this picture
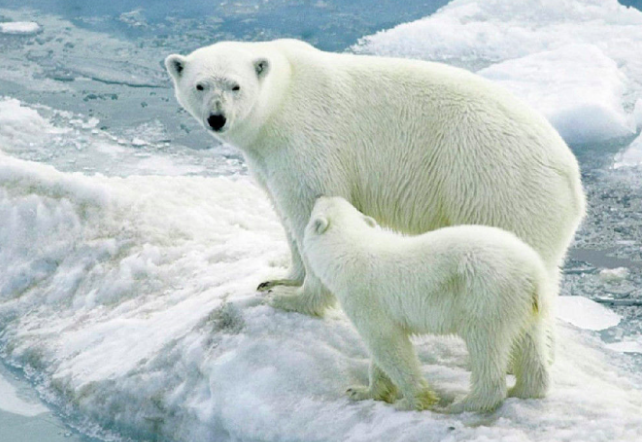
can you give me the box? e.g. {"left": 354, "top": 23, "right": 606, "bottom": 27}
{"left": 1, "top": 0, "right": 642, "bottom": 441}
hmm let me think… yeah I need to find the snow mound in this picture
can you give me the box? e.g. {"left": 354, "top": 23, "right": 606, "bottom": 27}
{"left": 0, "top": 152, "right": 641, "bottom": 442}
{"left": 0, "top": 21, "right": 40, "bottom": 35}
{"left": 354, "top": 0, "right": 642, "bottom": 145}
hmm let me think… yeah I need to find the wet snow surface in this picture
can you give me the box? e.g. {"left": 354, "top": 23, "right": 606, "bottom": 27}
{"left": 1, "top": 0, "right": 642, "bottom": 441}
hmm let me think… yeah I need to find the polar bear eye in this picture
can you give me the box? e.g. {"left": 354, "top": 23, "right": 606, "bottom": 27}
{"left": 196, "top": 83, "right": 204, "bottom": 91}
{"left": 232, "top": 84, "right": 241, "bottom": 92}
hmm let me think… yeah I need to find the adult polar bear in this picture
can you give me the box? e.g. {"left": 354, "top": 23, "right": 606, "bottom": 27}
{"left": 165, "top": 40, "right": 585, "bottom": 327}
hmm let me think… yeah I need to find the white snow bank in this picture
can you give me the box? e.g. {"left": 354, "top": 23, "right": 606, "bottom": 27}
{"left": 557, "top": 296, "right": 621, "bottom": 331}
{"left": 354, "top": 0, "right": 642, "bottom": 145}
{"left": 0, "top": 97, "right": 68, "bottom": 151}
{"left": 0, "top": 21, "right": 40, "bottom": 35}
{"left": 0, "top": 153, "right": 641, "bottom": 442}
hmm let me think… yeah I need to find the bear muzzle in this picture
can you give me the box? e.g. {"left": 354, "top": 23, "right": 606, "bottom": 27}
{"left": 207, "top": 113, "right": 227, "bottom": 132}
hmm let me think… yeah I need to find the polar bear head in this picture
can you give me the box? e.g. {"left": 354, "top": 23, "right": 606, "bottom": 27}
{"left": 306, "top": 197, "right": 378, "bottom": 239}
{"left": 165, "top": 42, "right": 275, "bottom": 141}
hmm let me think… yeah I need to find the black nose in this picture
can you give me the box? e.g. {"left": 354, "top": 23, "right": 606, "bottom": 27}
{"left": 207, "top": 113, "right": 227, "bottom": 131}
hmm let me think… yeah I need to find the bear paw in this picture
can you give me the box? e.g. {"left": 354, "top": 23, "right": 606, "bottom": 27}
{"left": 257, "top": 278, "right": 302, "bottom": 292}
{"left": 394, "top": 388, "right": 438, "bottom": 411}
{"left": 269, "top": 287, "right": 327, "bottom": 317}
{"left": 346, "top": 385, "right": 373, "bottom": 401}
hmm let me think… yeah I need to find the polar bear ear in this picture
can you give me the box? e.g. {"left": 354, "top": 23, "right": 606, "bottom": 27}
{"left": 363, "top": 216, "right": 377, "bottom": 228}
{"left": 253, "top": 58, "right": 270, "bottom": 78}
{"left": 165, "top": 54, "right": 186, "bottom": 80}
{"left": 313, "top": 217, "right": 330, "bottom": 235}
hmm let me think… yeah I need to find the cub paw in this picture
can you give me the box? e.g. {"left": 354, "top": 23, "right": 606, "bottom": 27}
{"left": 395, "top": 388, "right": 439, "bottom": 411}
{"left": 445, "top": 394, "right": 502, "bottom": 414}
{"left": 346, "top": 384, "right": 398, "bottom": 403}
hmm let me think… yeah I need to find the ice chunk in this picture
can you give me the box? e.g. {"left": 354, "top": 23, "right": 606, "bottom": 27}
{"left": 599, "top": 267, "right": 630, "bottom": 282}
{"left": 354, "top": 0, "right": 642, "bottom": 144}
{"left": 614, "top": 131, "right": 642, "bottom": 168}
{"left": 0, "top": 21, "right": 40, "bottom": 35}
{"left": 557, "top": 296, "right": 621, "bottom": 331}
{"left": 606, "top": 340, "right": 642, "bottom": 354}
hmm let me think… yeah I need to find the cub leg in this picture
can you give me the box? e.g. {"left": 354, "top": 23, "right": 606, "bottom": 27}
{"left": 358, "top": 325, "right": 438, "bottom": 411}
{"left": 448, "top": 326, "right": 511, "bottom": 413}
{"left": 509, "top": 319, "right": 550, "bottom": 399}
{"left": 346, "top": 361, "right": 398, "bottom": 403}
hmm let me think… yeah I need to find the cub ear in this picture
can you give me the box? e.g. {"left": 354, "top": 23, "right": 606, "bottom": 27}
{"left": 165, "top": 54, "right": 186, "bottom": 80}
{"left": 363, "top": 215, "right": 377, "bottom": 228}
{"left": 313, "top": 217, "right": 329, "bottom": 235}
{"left": 253, "top": 58, "right": 270, "bottom": 78}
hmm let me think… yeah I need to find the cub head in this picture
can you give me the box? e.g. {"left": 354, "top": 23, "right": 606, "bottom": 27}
{"left": 306, "top": 197, "right": 378, "bottom": 240}
{"left": 165, "top": 42, "right": 271, "bottom": 139}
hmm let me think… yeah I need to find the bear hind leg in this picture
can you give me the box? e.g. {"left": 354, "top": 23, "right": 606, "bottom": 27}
{"left": 448, "top": 327, "right": 511, "bottom": 413}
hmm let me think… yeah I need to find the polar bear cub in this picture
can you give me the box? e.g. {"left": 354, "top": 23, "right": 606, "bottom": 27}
{"left": 303, "top": 197, "right": 551, "bottom": 413}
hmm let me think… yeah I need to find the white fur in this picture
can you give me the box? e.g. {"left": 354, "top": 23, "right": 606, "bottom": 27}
{"left": 304, "top": 197, "right": 551, "bottom": 413}
{"left": 165, "top": 40, "right": 585, "bottom": 341}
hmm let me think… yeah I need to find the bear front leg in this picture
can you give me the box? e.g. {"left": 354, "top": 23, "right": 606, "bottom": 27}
{"left": 257, "top": 225, "right": 306, "bottom": 291}
{"left": 269, "top": 271, "right": 336, "bottom": 317}
{"left": 346, "top": 361, "right": 398, "bottom": 403}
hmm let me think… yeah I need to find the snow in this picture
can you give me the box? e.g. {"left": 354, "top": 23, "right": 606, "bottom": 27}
{"left": 354, "top": 0, "right": 642, "bottom": 145}
{"left": 0, "top": 139, "right": 641, "bottom": 440}
{"left": 0, "top": 21, "right": 40, "bottom": 35}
